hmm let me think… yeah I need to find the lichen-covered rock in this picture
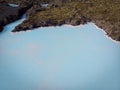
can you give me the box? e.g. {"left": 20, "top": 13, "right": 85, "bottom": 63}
{"left": 13, "top": 0, "right": 120, "bottom": 41}
{"left": 0, "top": 0, "right": 120, "bottom": 41}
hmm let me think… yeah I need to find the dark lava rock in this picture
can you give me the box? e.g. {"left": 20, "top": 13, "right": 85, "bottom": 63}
{"left": 18, "top": 0, "right": 33, "bottom": 16}
{"left": 0, "top": 26, "right": 3, "bottom": 32}
{"left": 0, "top": 0, "right": 33, "bottom": 32}
{"left": 1, "top": 0, "right": 120, "bottom": 42}
{"left": 117, "top": 36, "right": 120, "bottom": 41}
{"left": 0, "top": 3, "right": 19, "bottom": 32}
{"left": 12, "top": 16, "right": 90, "bottom": 32}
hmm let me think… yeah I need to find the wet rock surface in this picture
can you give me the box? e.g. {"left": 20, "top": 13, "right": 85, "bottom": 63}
{"left": 0, "top": 0, "right": 33, "bottom": 32}
{"left": 0, "top": 3, "right": 19, "bottom": 32}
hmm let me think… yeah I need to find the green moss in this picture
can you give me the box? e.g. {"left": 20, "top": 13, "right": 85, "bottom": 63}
{"left": 35, "top": 7, "right": 72, "bottom": 22}
{"left": 31, "top": 0, "right": 120, "bottom": 24}
{"left": 9, "top": 0, "right": 120, "bottom": 40}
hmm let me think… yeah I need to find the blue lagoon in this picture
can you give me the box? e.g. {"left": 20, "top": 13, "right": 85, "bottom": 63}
{"left": 0, "top": 15, "right": 120, "bottom": 90}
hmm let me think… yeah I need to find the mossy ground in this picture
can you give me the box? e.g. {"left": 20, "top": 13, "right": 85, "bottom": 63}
{"left": 29, "top": 0, "right": 120, "bottom": 40}
{"left": 1, "top": 0, "right": 120, "bottom": 40}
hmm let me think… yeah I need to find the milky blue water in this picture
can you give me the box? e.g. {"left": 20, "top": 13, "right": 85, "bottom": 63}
{"left": 8, "top": 4, "right": 19, "bottom": 7}
{"left": 0, "top": 15, "right": 120, "bottom": 90}
{"left": 41, "top": 4, "right": 49, "bottom": 7}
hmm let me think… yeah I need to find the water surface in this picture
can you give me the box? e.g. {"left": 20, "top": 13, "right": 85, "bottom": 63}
{"left": 0, "top": 15, "right": 120, "bottom": 90}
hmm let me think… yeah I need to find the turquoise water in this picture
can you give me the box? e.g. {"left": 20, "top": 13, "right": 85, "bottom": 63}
{"left": 0, "top": 15, "right": 120, "bottom": 90}
{"left": 8, "top": 4, "right": 19, "bottom": 7}
{"left": 41, "top": 4, "right": 49, "bottom": 7}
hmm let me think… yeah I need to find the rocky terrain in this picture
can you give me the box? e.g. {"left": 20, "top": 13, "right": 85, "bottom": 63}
{"left": 0, "top": 0, "right": 33, "bottom": 32}
{"left": 0, "top": 1, "right": 19, "bottom": 32}
{"left": 0, "top": 0, "right": 120, "bottom": 41}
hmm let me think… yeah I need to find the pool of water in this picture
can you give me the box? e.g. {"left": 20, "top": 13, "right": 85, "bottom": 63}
{"left": 0, "top": 15, "right": 120, "bottom": 90}
{"left": 8, "top": 4, "right": 19, "bottom": 7}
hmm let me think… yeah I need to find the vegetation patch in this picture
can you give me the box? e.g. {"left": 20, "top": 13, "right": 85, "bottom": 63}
{"left": 0, "top": 0, "right": 120, "bottom": 41}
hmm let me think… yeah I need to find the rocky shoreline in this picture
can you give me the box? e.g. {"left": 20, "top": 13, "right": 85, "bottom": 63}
{"left": 0, "top": 0, "right": 33, "bottom": 32}
{"left": 0, "top": 2, "right": 19, "bottom": 32}
{"left": 0, "top": 0, "right": 120, "bottom": 41}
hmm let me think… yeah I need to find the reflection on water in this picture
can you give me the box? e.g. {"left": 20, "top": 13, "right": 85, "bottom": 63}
{"left": 0, "top": 15, "right": 120, "bottom": 90}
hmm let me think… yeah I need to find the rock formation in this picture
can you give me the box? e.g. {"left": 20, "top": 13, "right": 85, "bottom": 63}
{"left": 0, "top": 0, "right": 120, "bottom": 41}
